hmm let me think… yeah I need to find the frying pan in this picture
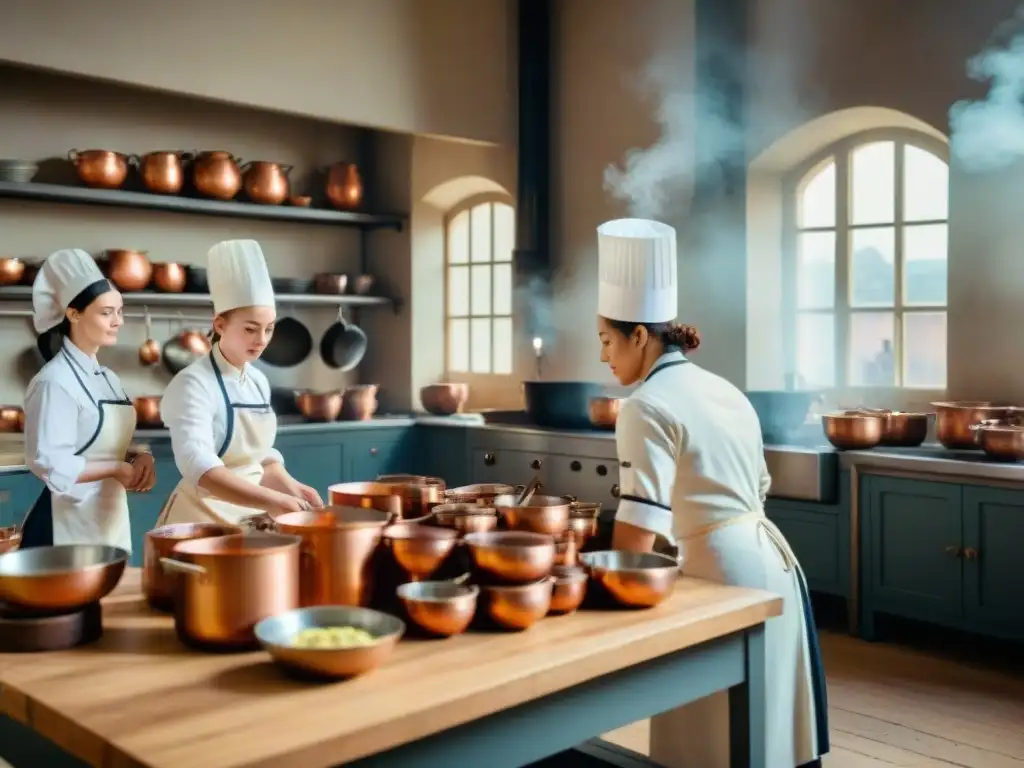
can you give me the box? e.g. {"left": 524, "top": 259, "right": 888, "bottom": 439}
{"left": 163, "top": 326, "right": 212, "bottom": 375}
{"left": 262, "top": 313, "right": 312, "bottom": 368}
{"left": 36, "top": 327, "right": 63, "bottom": 363}
{"left": 319, "top": 307, "right": 367, "bottom": 372}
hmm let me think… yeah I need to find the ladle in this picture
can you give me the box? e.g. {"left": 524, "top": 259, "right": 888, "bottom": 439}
{"left": 516, "top": 475, "right": 542, "bottom": 507}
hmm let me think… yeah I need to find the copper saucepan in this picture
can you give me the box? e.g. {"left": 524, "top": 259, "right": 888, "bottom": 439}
{"left": 0, "top": 257, "right": 25, "bottom": 287}
{"left": 133, "top": 396, "right": 163, "bottom": 429}
{"left": 143, "top": 522, "right": 243, "bottom": 611}
{"left": 103, "top": 249, "right": 152, "bottom": 292}
{"left": 932, "top": 402, "right": 1016, "bottom": 450}
{"left": 68, "top": 149, "right": 129, "bottom": 189}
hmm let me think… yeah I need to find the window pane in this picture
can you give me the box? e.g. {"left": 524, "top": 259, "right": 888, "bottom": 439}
{"left": 471, "top": 318, "right": 492, "bottom": 373}
{"left": 797, "top": 231, "right": 836, "bottom": 309}
{"left": 493, "top": 263, "right": 512, "bottom": 315}
{"left": 447, "top": 266, "right": 469, "bottom": 317}
{"left": 904, "top": 224, "right": 948, "bottom": 306}
{"left": 796, "top": 312, "right": 835, "bottom": 388}
{"left": 903, "top": 146, "right": 948, "bottom": 222}
{"left": 448, "top": 318, "right": 469, "bottom": 372}
{"left": 448, "top": 210, "right": 469, "bottom": 264}
{"left": 848, "top": 312, "right": 895, "bottom": 386}
{"left": 471, "top": 203, "right": 492, "bottom": 263}
{"left": 470, "top": 265, "right": 491, "bottom": 315}
{"left": 493, "top": 317, "right": 513, "bottom": 374}
{"left": 903, "top": 312, "right": 947, "bottom": 388}
{"left": 798, "top": 160, "right": 836, "bottom": 229}
{"left": 494, "top": 203, "right": 515, "bottom": 262}
{"left": 850, "top": 227, "right": 895, "bottom": 308}
{"left": 851, "top": 141, "right": 895, "bottom": 226}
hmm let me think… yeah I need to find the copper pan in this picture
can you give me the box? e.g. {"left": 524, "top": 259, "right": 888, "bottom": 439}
{"left": 932, "top": 402, "right": 1015, "bottom": 450}
{"left": 0, "top": 405, "right": 25, "bottom": 433}
{"left": 134, "top": 396, "right": 162, "bottom": 428}
{"left": 328, "top": 482, "right": 404, "bottom": 520}
{"left": 821, "top": 411, "right": 884, "bottom": 450}
{"left": 377, "top": 479, "right": 446, "bottom": 520}
{"left": 103, "top": 249, "right": 152, "bottom": 292}
{"left": 0, "top": 257, "right": 25, "bottom": 287}
{"left": 68, "top": 149, "right": 129, "bottom": 189}
{"left": 295, "top": 390, "right": 343, "bottom": 422}
{"left": 492, "top": 493, "right": 572, "bottom": 536}
{"left": 133, "top": 151, "right": 189, "bottom": 195}
{"left": 142, "top": 523, "right": 242, "bottom": 611}
{"left": 0, "top": 545, "right": 127, "bottom": 611}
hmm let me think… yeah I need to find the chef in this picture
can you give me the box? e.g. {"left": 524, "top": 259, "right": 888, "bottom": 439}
{"left": 21, "top": 248, "right": 155, "bottom": 551}
{"left": 156, "top": 239, "right": 321, "bottom": 526}
{"left": 595, "top": 218, "right": 829, "bottom": 768}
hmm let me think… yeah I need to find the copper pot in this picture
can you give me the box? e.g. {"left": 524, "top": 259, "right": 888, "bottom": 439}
{"left": 821, "top": 412, "right": 884, "bottom": 450}
{"left": 274, "top": 507, "right": 389, "bottom": 607}
{"left": 971, "top": 418, "right": 1024, "bottom": 461}
{"left": 932, "top": 401, "right": 1014, "bottom": 450}
{"left": 463, "top": 531, "right": 556, "bottom": 583}
{"left": 420, "top": 383, "right": 469, "bottom": 416}
{"left": 324, "top": 162, "right": 363, "bottom": 210}
{"left": 160, "top": 533, "right": 301, "bottom": 648}
{"left": 139, "top": 308, "right": 160, "bottom": 366}
{"left": 0, "top": 257, "right": 25, "bottom": 287}
{"left": 295, "top": 390, "right": 343, "bottom": 422}
{"left": 378, "top": 479, "right": 446, "bottom": 520}
{"left": 377, "top": 474, "right": 446, "bottom": 491}
{"left": 134, "top": 151, "right": 189, "bottom": 195}
{"left": 479, "top": 577, "right": 554, "bottom": 631}
{"left": 104, "top": 249, "right": 152, "bottom": 292}
{"left": 549, "top": 565, "right": 588, "bottom": 614}
{"left": 192, "top": 151, "right": 243, "bottom": 201}
{"left": 430, "top": 504, "right": 500, "bottom": 535}
{"left": 553, "top": 532, "right": 578, "bottom": 567}
{"left": 382, "top": 523, "right": 458, "bottom": 581}
{"left": 493, "top": 494, "right": 572, "bottom": 536}
{"left": 566, "top": 502, "right": 602, "bottom": 548}
{"left": 151, "top": 262, "right": 187, "bottom": 293}
{"left": 242, "top": 161, "right": 292, "bottom": 205}
{"left": 445, "top": 483, "right": 519, "bottom": 505}
{"left": 589, "top": 397, "right": 622, "bottom": 429}
{"left": 0, "top": 405, "right": 24, "bottom": 433}
{"left": 133, "top": 396, "right": 162, "bottom": 428}
{"left": 341, "top": 384, "right": 378, "bottom": 421}
{"left": 0, "top": 526, "right": 21, "bottom": 555}
{"left": 179, "top": 328, "right": 212, "bottom": 355}
{"left": 847, "top": 408, "right": 932, "bottom": 447}
{"left": 142, "top": 523, "right": 242, "bottom": 611}
{"left": 68, "top": 149, "right": 129, "bottom": 189}
{"left": 327, "top": 482, "right": 404, "bottom": 519}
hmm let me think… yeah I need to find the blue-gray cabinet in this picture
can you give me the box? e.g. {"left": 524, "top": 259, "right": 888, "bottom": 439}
{"left": 412, "top": 427, "right": 471, "bottom": 487}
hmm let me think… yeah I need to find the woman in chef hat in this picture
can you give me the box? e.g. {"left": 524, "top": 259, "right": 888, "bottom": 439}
{"left": 21, "top": 248, "right": 155, "bottom": 551}
{"left": 595, "top": 219, "right": 829, "bottom": 768}
{"left": 156, "top": 239, "right": 321, "bottom": 526}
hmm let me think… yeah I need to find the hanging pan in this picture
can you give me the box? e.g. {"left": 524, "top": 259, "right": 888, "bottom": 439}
{"left": 319, "top": 307, "right": 367, "bottom": 372}
{"left": 162, "top": 312, "right": 212, "bottom": 375}
{"left": 262, "top": 306, "right": 312, "bottom": 368}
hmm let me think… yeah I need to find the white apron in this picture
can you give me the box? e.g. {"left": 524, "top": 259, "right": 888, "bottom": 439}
{"left": 156, "top": 352, "right": 277, "bottom": 526}
{"left": 20, "top": 350, "right": 137, "bottom": 552}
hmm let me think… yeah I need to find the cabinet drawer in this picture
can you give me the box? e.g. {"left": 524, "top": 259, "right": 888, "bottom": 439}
{"left": 545, "top": 454, "right": 620, "bottom": 511}
{"left": 471, "top": 448, "right": 549, "bottom": 489}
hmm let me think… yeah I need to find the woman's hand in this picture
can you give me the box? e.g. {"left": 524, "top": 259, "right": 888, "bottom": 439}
{"left": 127, "top": 453, "right": 156, "bottom": 492}
{"left": 259, "top": 489, "right": 313, "bottom": 517}
{"left": 296, "top": 483, "right": 324, "bottom": 508}
{"left": 113, "top": 461, "right": 136, "bottom": 488}
{"left": 261, "top": 463, "right": 323, "bottom": 508}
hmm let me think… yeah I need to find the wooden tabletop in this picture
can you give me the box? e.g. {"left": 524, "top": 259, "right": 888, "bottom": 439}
{"left": 0, "top": 569, "right": 782, "bottom": 768}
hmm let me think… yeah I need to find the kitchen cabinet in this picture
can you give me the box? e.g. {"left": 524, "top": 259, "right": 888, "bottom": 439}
{"left": 412, "top": 427, "right": 471, "bottom": 488}
{"left": 344, "top": 428, "right": 413, "bottom": 482}
{"left": 765, "top": 494, "right": 848, "bottom": 598}
{"left": 0, "top": 471, "right": 42, "bottom": 528}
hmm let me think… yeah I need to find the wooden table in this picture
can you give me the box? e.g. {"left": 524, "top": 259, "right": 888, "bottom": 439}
{"left": 0, "top": 569, "right": 781, "bottom": 768}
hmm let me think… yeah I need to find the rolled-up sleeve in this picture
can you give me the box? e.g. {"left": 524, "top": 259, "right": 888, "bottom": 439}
{"left": 614, "top": 398, "right": 679, "bottom": 540}
{"left": 161, "top": 373, "right": 224, "bottom": 487}
{"left": 24, "top": 380, "right": 89, "bottom": 499}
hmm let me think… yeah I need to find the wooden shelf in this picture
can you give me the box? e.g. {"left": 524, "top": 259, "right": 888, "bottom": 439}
{"left": 0, "top": 181, "right": 406, "bottom": 231}
{"left": 0, "top": 286, "right": 392, "bottom": 308}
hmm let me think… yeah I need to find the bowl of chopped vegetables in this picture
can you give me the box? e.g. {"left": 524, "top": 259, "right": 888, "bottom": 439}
{"left": 254, "top": 605, "right": 405, "bottom": 679}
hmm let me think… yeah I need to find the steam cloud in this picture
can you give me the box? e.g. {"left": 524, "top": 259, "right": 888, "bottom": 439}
{"left": 950, "top": 8, "right": 1024, "bottom": 172}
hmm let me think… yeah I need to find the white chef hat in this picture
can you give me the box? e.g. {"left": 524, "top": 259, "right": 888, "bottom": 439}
{"left": 597, "top": 218, "right": 678, "bottom": 323}
{"left": 31, "top": 248, "right": 109, "bottom": 333}
{"left": 206, "top": 239, "right": 276, "bottom": 315}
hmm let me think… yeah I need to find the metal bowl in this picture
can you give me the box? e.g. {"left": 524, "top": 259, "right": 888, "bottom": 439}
{"left": 463, "top": 531, "right": 556, "bottom": 583}
{"left": 580, "top": 550, "right": 680, "bottom": 608}
{"left": 431, "top": 503, "right": 500, "bottom": 535}
{"left": 821, "top": 412, "right": 884, "bottom": 450}
{"left": 479, "top": 577, "right": 554, "bottom": 630}
{"left": 0, "top": 544, "right": 128, "bottom": 610}
{"left": 566, "top": 501, "right": 602, "bottom": 547}
{"left": 0, "top": 526, "right": 21, "bottom": 555}
{"left": 396, "top": 580, "right": 479, "bottom": 636}
{"left": 445, "top": 483, "right": 520, "bottom": 505}
{"left": 971, "top": 419, "right": 1024, "bottom": 461}
{"left": 254, "top": 605, "right": 405, "bottom": 679}
{"left": 492, "top": 494, "right": 571, "bottom": 536}
{"left": 549, "top": 565, "right": 588, "bottom": 614}
{"left": 383, "top": 523, "right": 458, "bottom": 580}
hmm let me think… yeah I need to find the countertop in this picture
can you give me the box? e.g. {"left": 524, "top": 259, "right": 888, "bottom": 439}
{"left": 0, "top": 569, "right": 781, "bottom": 768}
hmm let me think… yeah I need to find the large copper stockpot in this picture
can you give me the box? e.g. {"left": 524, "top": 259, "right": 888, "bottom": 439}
{"left": 104, "top": 249, "right": 152, "bottom": 292}
{"left": 68, "top": 149, "right": 129, "bottom": 189}
{"left": 134, "top": 151, "right": 189, "bottom": 195}
{"left": 324, "top": 162, "right": 363, "bottom": 210}
{"left": 192, "top": 151, "right": 243, "bottom": 201}
{"left": 142, "top": 523, "right": 242, "bottom": 611}
{"left": 242, "top": 161, "right": 292, "bottom": 205}
{"left": 274, "top": 506, "right": 390, "bottom": 608}
{"left": 160, "top": 533, "right": 300, "bottom": 649}
{"left": 932, "top": 402, "right": 1015, "bottom": 450}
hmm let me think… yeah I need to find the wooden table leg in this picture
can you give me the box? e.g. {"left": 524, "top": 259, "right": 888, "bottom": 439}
{"left": 728, "top": 624, "right": 767, "bottom": 768}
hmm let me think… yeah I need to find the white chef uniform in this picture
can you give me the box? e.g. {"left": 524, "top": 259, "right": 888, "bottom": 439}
{"left": 21, "top": 248, "right": 136, "bottom": 552}
{"left": 599, "top": 219, "right": 828, "bottom": 768}
{"left": 157, "top": 240, "right": 283, "bottom": 526}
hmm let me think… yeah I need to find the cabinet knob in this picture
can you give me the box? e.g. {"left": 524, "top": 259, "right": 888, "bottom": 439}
{"left": 963, "top": 547, "right": 979, "bottom": 560}
{"left": 369, "top": 447, "right": 378, "bottom": 456}
{"left": 483, "top": 452, "right": 496, "bottom": 467}
{"left": 611, "top": 483, "right": 620, "bottom": 498}
{"left": 596, "top": 464, "right": 608, "bottom": 477}
{"left": 530, "top": 459, "right": 543, "bottom": 470}
{"left": 944, "top": 545, "right": 961, "bottom": 557}
{"left": 570, "top": 461, "right": 581, "bottom": 472}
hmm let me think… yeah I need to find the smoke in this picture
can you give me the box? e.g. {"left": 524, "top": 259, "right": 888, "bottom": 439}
{"left": 949, "top": 7, "right": 1024, "bottom": 172}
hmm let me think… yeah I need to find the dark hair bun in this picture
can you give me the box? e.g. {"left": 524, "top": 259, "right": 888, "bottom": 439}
{"left": 666, "top": 323, "right": 701, "bottom": 352}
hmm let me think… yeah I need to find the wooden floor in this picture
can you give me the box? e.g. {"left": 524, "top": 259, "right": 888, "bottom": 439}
{"left": 603, "top": 628, "right": 1024, "bottom": 767}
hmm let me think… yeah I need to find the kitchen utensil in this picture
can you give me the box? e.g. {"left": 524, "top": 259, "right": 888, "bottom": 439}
{"left": 396, "top": 580, "right": 479, "bottom": 637}
{"left": 821, "top": 412, "right": 885, "bottom": 450}
{"left": 36, "top": 327, "right": 62, "bottom": 362}
{"left": 142, "top": 523, "right": 243, "bottom": 611}
{"left": 580, "top": 550, "right": 680, "bottom": 608}
{"left": 68, "top": 149, "right": 129, "bottom": 189}
{"left": 185, "top": 265, "right": 208, "bottom": 293}
{"left": 375, "top": 476, "right": 445, "bottom": 520}
{"left": 254, "top": 605, "right": 404, "bottom": 679}
{"left": 553, "top": 532, "right": 578, "bottom": 567}
{"left": 274, "top": 506, "right": 390, "bottom": 607}
{"left": 103, "top": 249, "right": 152, "bottom": 292}
{"left": 0, "top": 257, "right": 25, "bottom": 286}
{"left": 0, "top": 600, "right": 103, "bottom": 653}
{"left": 970, "top": 418, "right": 1024, "bottom": 461}
{"left": 588, "top": 396, "right": 622, "bottom": 429}
{"left": 138, "top": 307, "right": 160, "bottom": 366}
{"left": 133, "top": 151, "right": 189, "bottom": 195}
{"left": 324, "top": 162, "right": 363, "bottom": 210}
{"left": 0, "top": 405, "right": 24, "bottom": 433}
{"left": 241, "top": 161, "right": 292, "bottom": 205}
{"left": 289, "top": 195, "right": 312, "bottom": 207}
{"left": 162, "top": 315, "right": 211, "bottom": 375}
{"left": 160, "top": 532, "right": 300, "bottom": 649}
{"left": 0, "top": 160, "right": 37, "bottom": 184}
{"left": 745, "top": 390, "right": 822, "bottom": 442}
{"left": 270, "top": 277, "right": 314, "bottom": 294}
{"left": 151, "top": 262, "right": 187, "bottom": 293}
{"left": 262, "top": 314, "right": 313, "bottom": 368}
{"left": 351, "top": 274, "right": 375, "bottom": 295}
{"left": 341, "top": 384, "right": 378, "bottom": 421}
{"left": 327, "top": 482, "right": 404, "bottom": 519}
{"left": 462, "top": 531, "right": 556, "bottom": 584}
{"left": 319, "top": 307, "right": 368, "bottom": 371}
{"left": 932, "top": 401, "right": 1014, "bottom": 450}
{"left": 523, "top": 381, "right": 605, "bottom": 430}
{"left": 445, "top": 483, "right": 519, "bottom": 505}
{"left": 431, "top": 503, "right": 499, "bottom": 535}
{"left": 479, "top": 577, "right": 554, "bottom": 630}
{"left": 191, "top": 151, "right": 243, "bottom": 200}
{"left": 0, "top": 544, "right": 128, "bottom": 611}
{"left": 493, "top": 493, "right": 571, "bottom": 536}
{"left": 313, "top": 273, "right": 349, "bottom": 294}
{"left": 19, "top": 260, "right": 39, "bottom": 286}
{"left": 420, "top": 383, "right": 469, "bottom": 416}
{"left": 377, "top": 474, "right": 446, "bottom": 490}
{"left": 133, "top": 396, "right": 163, "bottom": 428}
{"left": 295, "top": 390, "right": 343, "bottom": 422}
{"left": 847, "top": 408, "right": 932, "bottom": 447}
{"left": 514, "top": 476, "right": 542, "bottom": 507}
{"left": 382, "top": 523, "right": 458, "bottom": 581}
{"left": 0, "top": 527, "right": 22, "bottom": 555}
{"left": 549, "top": 565, "right": 588, "bottom": 614}
{"left": 566, "top": 501, "right": 602, "bottom": 547}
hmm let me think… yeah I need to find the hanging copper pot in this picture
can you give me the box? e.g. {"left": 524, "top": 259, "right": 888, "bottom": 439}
{"left": 139, "top": 307, "right": 161, "bottom": 366}
{"left": 134, "top": 396, "right": 163, "bottom": 428}
{"left": 134, "top": 151, "right": 190, "bottom": 195}
{"left": 68, "top": 149, "right": 129, "bottom": 189}
{"left": 179, "top": 328, "right": 212, "bottom": 356}
{"left": 242, "top": 161, "right": 292, "bottom": 205}
{"left": 0, "top": 257, "right": 25, "bottom": 287}
{"left": 324, "top": 162, "right": 363, "bottom": 210}
{"left": 192, "top": 151, "right": 243, "bottom": 201}
{"left": 104, "top": 249, "right": 152, "bottom": 292}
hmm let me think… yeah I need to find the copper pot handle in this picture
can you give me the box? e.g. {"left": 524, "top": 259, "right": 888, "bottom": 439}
{"left": 159, "top": 557, "right": 208, "bottom": 579}
{"left": 279, "top": 164, "right": 294, "bottom": 174}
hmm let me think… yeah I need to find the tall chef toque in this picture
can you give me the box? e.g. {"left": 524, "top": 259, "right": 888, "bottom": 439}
{"left": 597, "top": 218, "right": 678, "bottom": 324}
{"left": 31, "top": 248, "right": 109, "bottom": 333}
{"left": 206, "top": 239, "right": 276, "bottom": 315}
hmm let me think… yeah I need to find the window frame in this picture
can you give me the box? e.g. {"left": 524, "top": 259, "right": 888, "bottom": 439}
{"left": 781, "top": 127, "right": 950, "bottom": 399}
{"left": 443, "top": 193, "right": 516, "bottom": 380}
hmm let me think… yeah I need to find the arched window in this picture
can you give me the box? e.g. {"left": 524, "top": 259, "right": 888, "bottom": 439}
{"left": 444, "top": 198, "right": 515, "bottom": 376}
{"left": 785, "top": 130, "right": 949, "bottom": 391}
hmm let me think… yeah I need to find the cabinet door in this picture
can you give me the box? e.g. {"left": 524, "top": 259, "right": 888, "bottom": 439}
{"left": 765, "top": 502, "right": 842, "bottom": 595}
{"left": 411, "top": 427, "right": 471, "bottom": 487}
{"left": 545, "top": 454, "right": 620, "bottom": 512}
{"left": 0, "top": 472, "right": 43, "bottom": 528}
{"left": 864, "top": 475, "right": 963, "bottom": 624}
{"left": 346, "top": 438, "right": 406, "bottom": 483}
{"left": 283, "top": 443, "right": 346, "bottom": 498}
{"left": 470, "top": 448, "right": 549, "bottom": 489}
{"left": 962, "top": 486, "right": 1024, "bottom": 640}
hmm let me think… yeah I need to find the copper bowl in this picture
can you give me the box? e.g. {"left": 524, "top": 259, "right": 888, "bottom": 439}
{"left": 383, "top": 523, "right": 458, "bottom": 580}
{"left": 352, "top": 274, "right": 375, "bottom": 295}
{"left": 328, "top": 482, "right": 404, "bottom": 519}
{"left": 377, "top": 478, "right": 445, "bottom": 521}
{"left": 68, "top": 149, "right": 129, "bottom": 189}
{"left": 341, "top": 384, "right": 378, "bottom": 421}
{"left": 142, "top": 522, "right": 242, "bottom": 611}
{"left": 151, "top": 262, "right": 187, "bottom": 293}
{"left": 0, "top": 544, "right": 128, "bottom": 611}
{"left": 549, "top": 565, "right": 588, "bottom": 614}
{"left": 933, "top": 401, "right": 1014, "bottom": 450}
{"left": 296, "top": 390, "right": 343, "bottom": 422}
{"left": 589, "top": 396, "right": 622, "bottom": 429}
{"left": 463, "top": 531, "right": 556, "bottom": 584}
{"left": 566, "top": 501, "right": 602, "bottom": 547}
{"left": 822, "top": 412, "right": 885, "bottom": 450}
{"left": 0, "top": 405, "right": 25, "bottom": 433}
{"left": 314, "top": 273, "right": 349, "bottom": 294}
{"left": 445, "top": 483, "right": 519, "bottom": 505}
{"left": 493, "top": 494, "right": 571, "bottom": 536}
{"left": 580, "top": 550, "right": 679, "bottom": 608}
{"left": 0, "top": 526, "right": 22, "bottom": 555}
{"left": 0, "top": 257, "right": 25, "bottom": 287}
{"left": 479, "top": 577, "right": 554, "bottom": 630}
{"left": 420, "top": 383, "right": 469, "bottom": 416}
{"left": 376, "top": 474, "right": 446, "bottom": 491}
{"left": 874, "top": 410, "right": 932, "bottom": 447}
{"left": 134, "top": 396, "right": 162, "bottom": 429}
{"left": 104, "top": 249, "right": 153, "bottom": 292}
{"left": 431, "top": 503, "right": 500, "bottom": 535}
{"left": 396, "top": 580, "right": 479, "bottom": 636}
{"left": 554, "top": 533, "right": 578, "bottom": 567}
{"left": 971, "top": 418, "right": 1024, "bottom": 461}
